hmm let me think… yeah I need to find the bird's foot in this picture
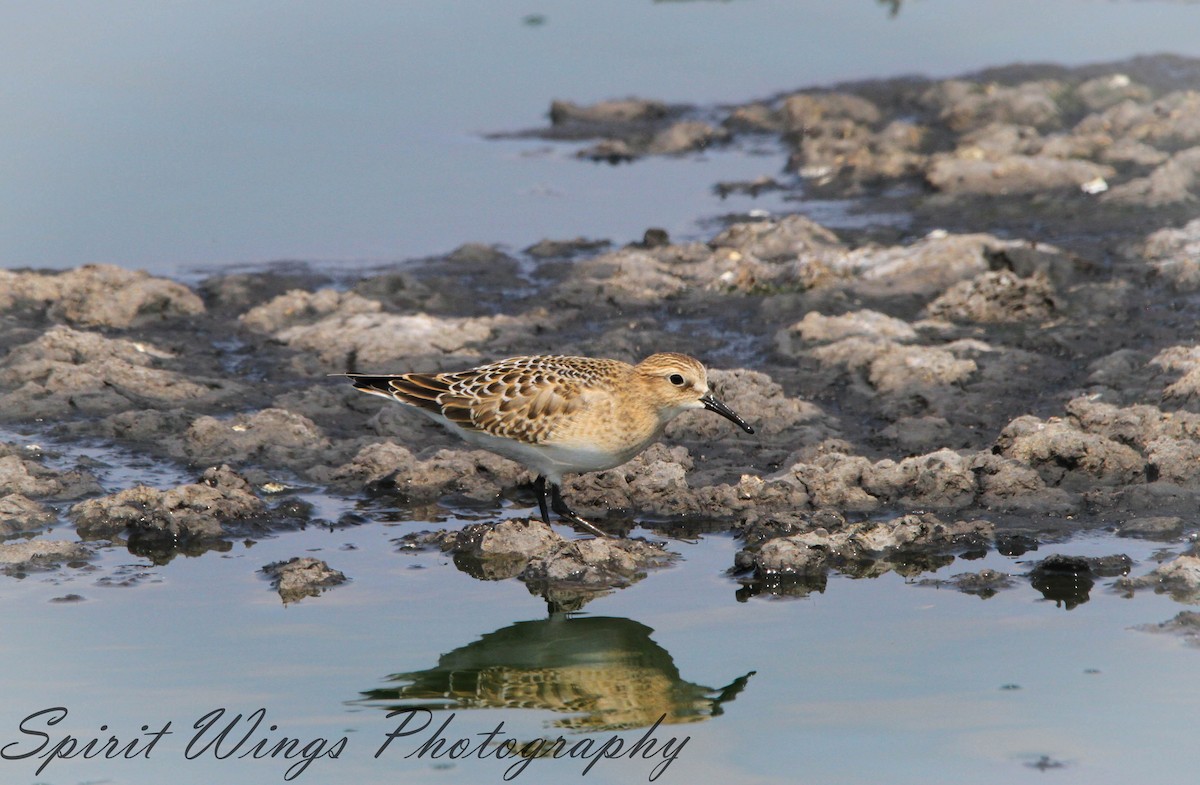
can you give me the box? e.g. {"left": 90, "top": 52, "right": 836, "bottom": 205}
{"left": 546, "top": 480, "right": 614, "bottom": 539}
{"left": 557, "top": 508, "right": 615, "bottom": 539}
{"left": 532, "top": 476, "right": 551, "bottom": 524}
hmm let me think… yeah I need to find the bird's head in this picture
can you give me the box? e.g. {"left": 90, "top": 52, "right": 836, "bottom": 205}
{"left": 635, "top": 353, "right": 755, "bottom": 434}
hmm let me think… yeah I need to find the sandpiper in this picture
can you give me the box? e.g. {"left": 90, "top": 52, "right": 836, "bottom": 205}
{"left": 341, "top": 353, "right": 754, "bottom": 537}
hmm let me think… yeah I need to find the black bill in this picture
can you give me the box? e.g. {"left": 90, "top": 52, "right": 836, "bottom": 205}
{"left": 701, "top": 393, "right": 755, "bottom": 434}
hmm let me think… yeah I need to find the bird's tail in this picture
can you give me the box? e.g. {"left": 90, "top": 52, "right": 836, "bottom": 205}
{"left": 336, "top": 372, "right": 449, "bottom": 415}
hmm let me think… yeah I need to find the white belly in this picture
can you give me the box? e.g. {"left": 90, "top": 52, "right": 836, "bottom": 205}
{"left": 425, "top": 411, "right": 651, "bottom": 483}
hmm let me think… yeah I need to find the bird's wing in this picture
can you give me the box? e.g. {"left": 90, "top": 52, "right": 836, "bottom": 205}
{"left": 442, "top": 359, "right": 590, "bottom": 443}
{"left": 345, "top": 356, "right": 610, "bottom": 443}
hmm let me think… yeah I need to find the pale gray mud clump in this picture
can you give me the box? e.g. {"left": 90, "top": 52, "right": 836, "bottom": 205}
{"left": 397, "top": 518, "right": 677, "bottom": 611}
{"left": 5, "top": 56, "right": 1200, "bottom": 600}
{"left": 261, "top": 557, "right": 348, "bottom": 604}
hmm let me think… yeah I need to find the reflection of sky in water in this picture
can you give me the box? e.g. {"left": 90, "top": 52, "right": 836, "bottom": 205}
{"left": 3, "top": 522, "right": 1199, "bottom": 784}
{"left": 3, "top": 1, "right": 1200, "bottom": 273}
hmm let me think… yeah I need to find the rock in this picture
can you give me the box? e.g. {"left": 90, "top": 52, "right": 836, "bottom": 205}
{"left": 969, "top": 452, "right": 1077, "bottom": 513}
{"left": 920, "top": 568, "right": 1015, "bottom": 598}
{"left": 578, "top": 121, "right": 730, "bottom": 160}
{"left": 956, "top": 123, "right": 1044, "bottom": 157}
{"left": 1138, "top": 217, "right": 1200, "bottom": 290}
{"left": 723, "top": 103, "right": 783, "bottom": 133}
{"left": 0, "top": 539, "right": 91, "bottom": 570}
{"left": 782, "top": 92, "right": 921, "bottom": 187}
{"left": 93, "top": 409, "right": 198, "bottom": 446}
{"left": 0, "top": 494, "right": 56, "bottom": 534}
{"left": 1027, "top": 553, "right": 1133, "bottom": 609}
{"left": 1136, "top": 611, "right": 1200, "bottom": 647}
{"left": 1065, "top": 396, "right": 1197, "bottom": 447}
{"left": 1099, "top": 137, "right": 1169, "bottom": 167}
{"left": 926, "top": 154, "right": 1115, "bottom": 196}
{"left": 1115, "top": 554, "right": 1200, "bottom": 604}
{"left": 402, "top": 519, "right": 560, "bottom": 581}
{"left": 780, "top": 92, "right": 882, "bottom": 129}
{"left": 708, "top": 215, "right": 844, "bottom": 261}
{"left": 779, "top": 310, "right": 918, "bottom": 346}
{"left": 0, "top": 326, "right": 233, "bottom": 419}
{"left": 1116, "top": 516, "right": 1185, "bottom": 540}
{"left": 327, "top": 441, "right": 416, "bottom": 487}
{"left": 1087, "top": 350, "right": 1147, "bottom": 387}
{"left": 0, "top": 264, "right": 204, "bottom": 327}
{"left": 761, "top": 451, "right": 873, "bottom": 511}
{"left": 197, "top": 269, "right": 334, "bottom": 314}
{"left": 445, "top": 243, "right": 513, "bottom": 265}
{"left": 1145, "top": 437, "right": 1200, "bottom": 484}
{"left": 849, "top": 514, "right": 992, "bottom": 555}
{"left": 788, "top": 118, "right": 925, "bottom": 186}
{"left": 646, "top": 121, "right": 731, "bottom": 155}
{"left": 863, "top": 449, "right": 978, "bottom": 510}
{"left": 736, "top": 513, "right": 993, "bottom": 592}
{"left": 831, "top": 232, "right": 1000, "bottom": 297}
{"left": 554, "top": 248, "right": 690, "bottom": 306}
{"left": 750, "top": 536, "right": 831, "bottom": 577}
{"left": 566, "top": 445, "right": 696, "bottom": 517}
{"left": 578, "top": 139, "right": 637, "bottom": 164}
{"left": 524, "top": 237, "right": 612, "bottom": 259}
{"left": 240, "top": 286, "right": 540, "bottom": 370}
{"left": 549, "top": 99, "right": 669, "bottom": 126}
{"left": 238, "top": 288, "right": 382, "bottom": 333}
{"left": 734, "top": 510, "right": 847, "bottom": 549}
{"left": 922, "top": 79, "right": 1065, "bottom": 132}
{"left": 261, "top": 557, "right": 347, "bottom": 603}
{"left": 0, "top": 452, "right": 101, "bottom": 501}
{"left": 1076, "top": 90, "right": 1200, "bottom": 146}
{"left": 457, "top": 518, "right": 560, "bottom": 561}
{"left": 995, "top": 533, "right": 1039, "bottom": 557}
{"left": 997, "top": 417, "right": 1146, "bottom": 490}
{"left": 264, "top": 309, "right": 524, "bottom": 369}
{"left": 71, "top": 465, "right": 264, "bottom": 543}
{"left": 390, "top": 449, "right": 528, "bottom": 503}
{"left": 924, "top": 271, "right": 1058, "bottom": 323}
{"left": 184, "top": 408, "right": 331, "bottom": 469}
{"left": 522, "top": 536, "right": 676, "bottom": 593}
{"left": 405, "top": 519, "right": 676, "bottom": 608}
{"left": 1075, "top": 74, "right": 1152, "bottom": 111}
{"left": 809, "top": 337, "right": 979, "bottom": 395}
{"left": 1103, "top": 146, "right": 1200, "bottom": 206}
{"left": 1149, "top": 346, "right": 1200, "bottom": 402}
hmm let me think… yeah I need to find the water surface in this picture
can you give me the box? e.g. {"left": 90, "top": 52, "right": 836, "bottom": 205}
{"left": 4, "top": 0, "right": 1200, "bottom": 273}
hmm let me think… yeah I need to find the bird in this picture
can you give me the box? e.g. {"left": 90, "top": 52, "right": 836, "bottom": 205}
{"left": 340, "top": 353, "right": 754, "bottom": 537}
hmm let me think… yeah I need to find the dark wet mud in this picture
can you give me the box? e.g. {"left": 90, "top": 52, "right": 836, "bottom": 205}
{"left": 5, "top": 56, "right": 1200, "bottom": 605}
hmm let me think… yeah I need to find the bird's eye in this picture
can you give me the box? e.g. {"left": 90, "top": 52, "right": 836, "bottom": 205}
{"left": 668, "top": 373, "right": 686, "bottom": 386}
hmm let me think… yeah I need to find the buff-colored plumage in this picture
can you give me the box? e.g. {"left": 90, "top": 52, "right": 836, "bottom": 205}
{"left": 342, "top": 353, "right": 753, "bottom": 536}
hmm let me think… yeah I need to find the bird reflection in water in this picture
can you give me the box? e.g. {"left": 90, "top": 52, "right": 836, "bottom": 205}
{"left": 357, "top": 615, "right": 754, "bottom": 731}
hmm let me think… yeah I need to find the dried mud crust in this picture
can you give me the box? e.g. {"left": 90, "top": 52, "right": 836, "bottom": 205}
{"left": 397, "top": 518, "right": 677, "bottom": 611}
{"left": 3, "top": 56, "right": 1200, "bottom": 593}
{"left": 261, "top": 557, "right": 348, "bottom": 604}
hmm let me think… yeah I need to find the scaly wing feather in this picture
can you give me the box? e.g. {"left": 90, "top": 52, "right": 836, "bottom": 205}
{"left": 342, "top": 356, "right": 623, "bottom": 444}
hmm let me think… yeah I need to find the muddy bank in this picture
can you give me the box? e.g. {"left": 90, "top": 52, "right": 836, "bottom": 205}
{"left": 3, "top": 55, "right": 1200, "bottom": 600}
{"left": 399, "top": 518, "right": 677, "bottom": 611}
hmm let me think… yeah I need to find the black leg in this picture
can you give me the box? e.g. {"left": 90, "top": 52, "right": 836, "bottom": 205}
{"left": 550, "top": 482, "right": 613, "bottom": 539}
{"left": 533, "top": 475, "right": 551, "bottom": 524}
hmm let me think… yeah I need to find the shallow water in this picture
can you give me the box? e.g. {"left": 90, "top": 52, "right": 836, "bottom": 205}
{"left": 2, "top": 508, "right": 1198, "bottom": 784}
{"left": 5, "top": 0, "right": 1200, "bottom": 273}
